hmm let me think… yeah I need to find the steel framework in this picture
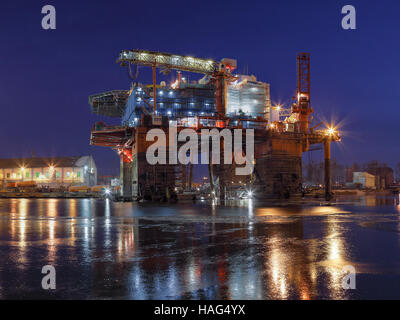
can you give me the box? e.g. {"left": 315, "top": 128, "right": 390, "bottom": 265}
{"left": 117, "top": 50, "right": 218, "bottom": 75}
{"left": 89, "top": 90, "right": 130, "bottom": 118}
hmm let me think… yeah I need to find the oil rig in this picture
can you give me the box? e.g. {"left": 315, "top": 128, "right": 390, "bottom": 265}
{"left": 89, "top": 50, "right": 340, "bottom": 201}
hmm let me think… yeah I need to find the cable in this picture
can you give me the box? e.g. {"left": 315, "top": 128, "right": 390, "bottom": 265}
{"left": 128, "top": 62, "right": 139, "bottom": 80}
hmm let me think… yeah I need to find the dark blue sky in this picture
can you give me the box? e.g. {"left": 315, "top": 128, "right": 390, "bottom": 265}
{"left": 0, "top": 0, "right": 399, "bottom": 174}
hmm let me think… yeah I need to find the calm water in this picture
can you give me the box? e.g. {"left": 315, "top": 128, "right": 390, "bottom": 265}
{"left": 1, "top": 195, "right": 400, "bottom": 299}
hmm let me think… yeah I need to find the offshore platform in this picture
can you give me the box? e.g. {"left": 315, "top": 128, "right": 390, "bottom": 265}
{"left": 89, "top": 50, "right": 340, "bottom": 201}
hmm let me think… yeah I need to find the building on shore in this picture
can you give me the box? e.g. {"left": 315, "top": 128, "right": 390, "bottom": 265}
{"left": 0, "top": 156, "right": 97, "bottom": 188}
{"left": 364, "top": 161, "right": 394, "bottom": 189}
{"left": 346, "top": 161, "right": 394, "bottom": 189}
{"left": 353, "top": 172, "right": 376, "bottom": 189}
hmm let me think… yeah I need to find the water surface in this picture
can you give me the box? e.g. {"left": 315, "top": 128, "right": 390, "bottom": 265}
{"left": 0, "top": 195, "right": 400, "bottom": 299}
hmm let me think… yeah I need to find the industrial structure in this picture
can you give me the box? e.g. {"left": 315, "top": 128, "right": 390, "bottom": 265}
{"left": 0, "top": 156, "right": 97, "bottom": 188}
{"left": 89, "top": 49, "right": 340, "bottom": 201}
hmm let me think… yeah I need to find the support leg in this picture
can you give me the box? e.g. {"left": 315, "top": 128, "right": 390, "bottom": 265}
{"left": 324, "top": 139, "right": 332, "bottom": 200}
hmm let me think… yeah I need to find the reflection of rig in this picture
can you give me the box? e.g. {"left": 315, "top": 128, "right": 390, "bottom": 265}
{"left": 89, "top": 50, "right": 340, "bottom": 201}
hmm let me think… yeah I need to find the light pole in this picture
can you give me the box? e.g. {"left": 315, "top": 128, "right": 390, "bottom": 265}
{"left": 324, "top": 127, "right": 339, "bottom": 201}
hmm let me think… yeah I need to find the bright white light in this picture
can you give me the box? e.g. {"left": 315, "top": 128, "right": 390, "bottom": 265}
{"left": 327, "top": 127, "right": 336, "bottom": 135}
{"left": 247, "top": 190, "right": 253, "bottom": 198}
{"left": 105, "top": 188, "right": 111, "bottom": 195}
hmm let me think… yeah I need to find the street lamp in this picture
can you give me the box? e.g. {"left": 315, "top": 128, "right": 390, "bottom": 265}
{"left": 326, "top": 127, "right": 336, "bottom": 136}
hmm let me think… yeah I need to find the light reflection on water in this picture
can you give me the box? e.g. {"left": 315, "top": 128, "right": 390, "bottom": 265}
{"left": 0, "top": 195, "right": 400, "bottom": 299}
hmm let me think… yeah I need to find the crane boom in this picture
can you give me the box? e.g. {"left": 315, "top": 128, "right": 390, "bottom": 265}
{"left": 117, "top": 49, "right": 218, "bottom": 75}
{"left": 117, "top": 49, "right": 236, "bottom": 116}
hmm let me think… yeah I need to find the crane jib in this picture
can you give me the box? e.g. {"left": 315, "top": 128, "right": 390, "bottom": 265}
{"left": 117, "top": 50, "right": 217, "bottom": 75}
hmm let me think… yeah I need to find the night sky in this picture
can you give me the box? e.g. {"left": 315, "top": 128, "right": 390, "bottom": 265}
{"left": 1, "top": 0, "right": 399, "bottom": 175}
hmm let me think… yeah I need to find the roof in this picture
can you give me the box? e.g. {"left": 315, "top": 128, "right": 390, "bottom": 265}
{"left": 353, "top": 171, "right": 375, "bottom": 178}
{"left": 0, "top": 157, "right": 86, "bottom": 169}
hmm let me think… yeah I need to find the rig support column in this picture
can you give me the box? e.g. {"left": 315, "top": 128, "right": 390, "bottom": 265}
{"left": 208, "top": 162, "right": 215, "bottom": 199}
{"left": 188, "top": 163, "right": 193, "bottom": 191}
{"left": 121, "top": 158, "right": 133, "bottom": 201}
{"left": 324, "top": 139, "right": 332, "bottom": 200}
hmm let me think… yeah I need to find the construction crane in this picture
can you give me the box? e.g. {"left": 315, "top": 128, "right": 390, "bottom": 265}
{"left": 116, "top": 49, "right": 237, "bottom": 117}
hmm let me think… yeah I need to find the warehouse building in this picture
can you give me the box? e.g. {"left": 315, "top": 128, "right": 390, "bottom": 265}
{"left": 0, "top": 156, "right": 97, "bottom": 187}
{"left": 353, "top": 172, "right": 376, "bottom": 189}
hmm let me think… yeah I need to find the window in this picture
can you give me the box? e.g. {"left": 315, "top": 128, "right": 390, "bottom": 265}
{"left": 56, "top": 171, "right": 60, "bottom": 178}
{"left": 77, "top": 172, "right": 81, "bottom": 178}
{"left": 25, "top": 172, "right": 30, "bottom": 179}
{"left": 6, "top": 173, "right": 10, "bottom": 178}
{"left": 35, "top": 172, "right": 40, "bottom": 178}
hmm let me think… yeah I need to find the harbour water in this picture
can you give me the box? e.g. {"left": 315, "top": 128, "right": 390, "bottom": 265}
{"left": 0, "top": 195, "right": 400, "bottom": 299}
